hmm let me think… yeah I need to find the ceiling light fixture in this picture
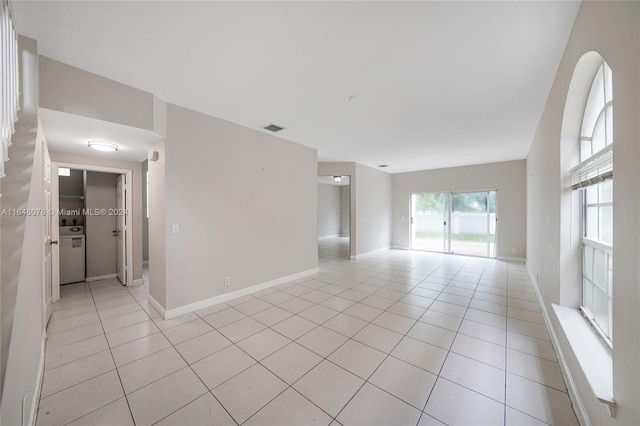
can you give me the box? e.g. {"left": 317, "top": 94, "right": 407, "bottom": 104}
{"left": 333, "top": 176, "right": 342, "bottom": 183}
{"left": 88, "top": 141, "right": 118, "bottom": 152}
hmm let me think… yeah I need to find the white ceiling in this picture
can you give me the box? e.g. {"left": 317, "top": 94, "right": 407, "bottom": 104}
{"left": 14, "top": 1, "right": 580, "bottom": 173}
{"left": 318, "top": 175, "right": 350, "bottom": 187}
{"left": 40, "top": 109, "right": 162, "bottom": 162}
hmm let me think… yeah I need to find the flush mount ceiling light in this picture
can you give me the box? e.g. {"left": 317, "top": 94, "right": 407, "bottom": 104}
{"left": 263, "top": 123, "right": 285, "bottom": 133}
{"left": 88, "top": 141, "right": 118, "bottom": 152}
{"left": 333, "top": 176, "right": 342, "bottom": 183}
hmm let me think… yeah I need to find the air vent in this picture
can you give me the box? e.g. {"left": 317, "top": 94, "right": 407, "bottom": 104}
{"left": 263, "top": 124, "right": 285, "bottom": 133}
{"left": 378, "top": 164, "right": 389, "bottom": 168}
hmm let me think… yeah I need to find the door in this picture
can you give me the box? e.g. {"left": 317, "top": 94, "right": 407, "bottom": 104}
{"left": 43, "top": 146, "right": 53, "bottom": 327}
{"left": 116, "top": 174, "right": 127, "bottom": 285}
{"left": 411, "top": 192, "right": 449, "bottom": 252}
{"left": 411, "top": 190, "right": 497, "bottom": 258}
{"left": 450, "top": 191, "right": 496, "bottom": 257}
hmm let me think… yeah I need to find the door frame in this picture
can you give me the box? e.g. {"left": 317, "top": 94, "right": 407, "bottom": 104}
{"left": 42, "top": 143, "right": 53, "bottom": 327}
{"left": 410, "top": 191, "right": 450, "bottom": 253}
{"left": 410, "top": 189, "right": 498, "bottom": 259}
{"left": 51, "top": 162, "right": 134, "bottom": 302}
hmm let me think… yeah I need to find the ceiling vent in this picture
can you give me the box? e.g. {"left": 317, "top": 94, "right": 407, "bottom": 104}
{"left": 263, "top": 124, "right": 285, "bottom": 133}
{"left": 378, "top": 164, "right": 389, "bottom": 168}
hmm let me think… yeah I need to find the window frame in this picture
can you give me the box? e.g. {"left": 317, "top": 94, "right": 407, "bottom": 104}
{"left": 576, "top": 60, "right": 614, "bottom": 346}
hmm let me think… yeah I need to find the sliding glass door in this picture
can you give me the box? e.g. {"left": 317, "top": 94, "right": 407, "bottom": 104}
{"left": 411, "top": 193, "right": 448, "bottom": 252}
{"left": 411, "top": 190, "right": 496, "bottom": 258}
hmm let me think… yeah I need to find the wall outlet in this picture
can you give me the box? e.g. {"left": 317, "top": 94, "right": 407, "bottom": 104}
{"left": 512, "top": 248, "right": 517, "bottom": 254}
{"left": 224, "top": 277, "right": 231, "bottom": 286}
{"left": 172, "top": 224, "right": 180, "bottom": 234}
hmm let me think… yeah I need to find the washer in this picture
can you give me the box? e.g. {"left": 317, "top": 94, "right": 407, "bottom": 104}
{"left": 59, "top": 226, "right": 85, "bottom": 284}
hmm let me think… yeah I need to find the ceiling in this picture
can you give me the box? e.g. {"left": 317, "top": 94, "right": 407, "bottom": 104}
{"left": 40, "top": 109, "right": 163, "bottom": 162}
{"left": 318, "top": 175, "right": 350, "bottom": 187}
{"left": 14, "top": 1, "right": 580, "bottom": 173}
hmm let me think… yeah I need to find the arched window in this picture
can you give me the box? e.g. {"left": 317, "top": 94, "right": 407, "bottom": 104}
{"left": 571, "top": 59, "right": 613, "bottom": 343}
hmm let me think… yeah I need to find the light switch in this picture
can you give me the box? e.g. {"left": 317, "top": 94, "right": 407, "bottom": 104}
{"left": 172, "top": 224, "right": 180, "bottom": 234}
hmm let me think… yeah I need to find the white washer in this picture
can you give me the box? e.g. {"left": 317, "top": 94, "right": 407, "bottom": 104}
{"left": 60, "top": 226, "right": 85, "bottom": 284}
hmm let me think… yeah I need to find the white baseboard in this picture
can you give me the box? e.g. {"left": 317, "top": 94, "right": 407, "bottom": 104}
{"left": 391, "top": 246, "right": 410, "bottom": 250}
{"left": 318, "top": 234, "right": 340, "bottom": 239}
{"left": 148, "top": 295, "right": 166, "bottom": 319}
{"left": 526, "top": 263, "right": 590, "bottom": 426}
{"left": 349, "top": 246, "right": 390, "bottom": 260}
{"left": 85, "top": 273, "right": 117, "bottom": 282}
{"left": 497, "top": 256, "right": 526, "bottom": 263}
{"left": 130, "top": 278, "right": 144, "bottom": 287}
{"left": 28, "top": 332, "right": 46, "bottom": 426}
{"left": 339, "top": 233, "right": 350, "bottom": 237}
{"left": 142, "top": 260, "right": 149, "bottom": 266}
{"left": 158, "top": 267, "right": 320, "bottom": 320}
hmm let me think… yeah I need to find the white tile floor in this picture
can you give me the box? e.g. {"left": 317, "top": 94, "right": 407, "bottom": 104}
{"left": 37, "top": 237, "right": 578, "bottom": 425}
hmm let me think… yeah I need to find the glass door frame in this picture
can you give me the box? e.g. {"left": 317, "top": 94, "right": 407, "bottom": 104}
{"left": 410, "top": 190, "right": 498, "bottom": 259}
{"left": 410, "top": 192, "right": 450, "bottom": 254}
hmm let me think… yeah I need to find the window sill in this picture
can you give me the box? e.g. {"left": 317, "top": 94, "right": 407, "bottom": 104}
{"left": 551, "top": 303, "right": 615, "bottom": 414}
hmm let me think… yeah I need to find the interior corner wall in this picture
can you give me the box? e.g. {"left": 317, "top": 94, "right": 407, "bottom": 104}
{"left": 1, "top": 35, "right": 46, "bottom": 426}
{"left": 391, "top": 160, "right": 526, "bottom": 259}
{"left": 354, "top": 163, "right": 392, "bottom": 256}
{"left": 39, "top": 56, "right": 154, "bottom": 130}
{"left": 163, "top": 104, "right": 318, "bottom": 311}
{"left": 148, "top": 141, "right": 166, "bottom": 308}
{"left": 340, "top": 185, "right": 350, "bottom": 236}
{"left": 49, "top": 151, "right": 144, "bottom": 282}
{"left": 318, "top": 183, "right": 341, "bottom": 238}
{"left": 142, "top": 159, "right": 149, "bottom": 261}
{"left": 526, "top": 2, "right": 639, "bottom": 425}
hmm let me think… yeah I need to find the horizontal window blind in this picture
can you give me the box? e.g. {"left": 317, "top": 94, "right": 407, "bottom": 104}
{"left": 1, "top": 0, "right": 19, "bottom": 178}
{"left": 569, "top": 144, "right": 613, "bottom": 190}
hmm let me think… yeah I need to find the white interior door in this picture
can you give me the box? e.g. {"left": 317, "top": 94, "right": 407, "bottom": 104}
{"left": 116, "top": 174, "right": 127, "bottom": 285}
{"left": 43, "top": 146, "right": 53, "bottom": 326}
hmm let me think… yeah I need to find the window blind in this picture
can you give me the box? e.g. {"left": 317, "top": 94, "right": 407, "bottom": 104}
{"left": 569, "top": 144, "right": 613, "bottom": 190}
{"left": 1, "top": 0, "right": 19, "bottom": 178}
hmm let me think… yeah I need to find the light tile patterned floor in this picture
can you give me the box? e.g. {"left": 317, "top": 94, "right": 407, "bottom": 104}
{"left": 37, "top": 237, "right": 578, "bottom": 425}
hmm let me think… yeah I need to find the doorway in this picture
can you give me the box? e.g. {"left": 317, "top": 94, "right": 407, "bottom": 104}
{"left": 411, "top": 190, "right": 497, "bottom": 258}
{"left": 318, "top": 175, "right": 351, "bottom": 259}
{"left": 51, "top": 163, "right": 133, "bottom": 302}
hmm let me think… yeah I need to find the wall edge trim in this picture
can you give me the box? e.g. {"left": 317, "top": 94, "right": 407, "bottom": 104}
{"left": 85, "top": 274, "right": 117, "bottom": 282}
{"left": 350, "top": 246, "right": 391, "bottom": 260}
{"left": 526, "top": 262, "right": 590, "bottom": 426}
{"left": 497, "top": 256, "right": 526, "bottom": 263}
{"left": 162, "top": 267, "right": 320, "bottom": 320}
{"left": 148, "top": 295, "right": 166, "bottom": 319}
{"left": 27, "top": 332, "right": 46, "bottom": 426}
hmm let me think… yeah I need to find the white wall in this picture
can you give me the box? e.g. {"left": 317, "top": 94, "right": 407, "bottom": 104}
{"left": 526, "top": 2, "right": 639, "bottom": 425}
{"left": 50, "top": 151, "right": 144, "bottom": 283}
{"left": 0, "top": 35, "right": 47, "bottom": 426}
{"left": 340, "top": 185, "right": 350, "bottom": 236}
{"left": 318, "top": 183, "right": 341, "bottom": 237}
{"left": 160, "top": 104, "right": 318, "bottom": 311}
{"left": 142, "top": 159, "right": 149, "bottom": 261}
{"left": 148, "top": 141, "right": 166, "bottom": 308}
{"left": 318, "top": 162, "right": 392, "bottom": 257}
{"left": 39, "top": 56, "right": 154, "bottom": 131}
{"left": 392, "top": 160, "right": 526, "bottom": 259}
{"left": 355, "top": 163, "right": 392, "bottom": 256}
